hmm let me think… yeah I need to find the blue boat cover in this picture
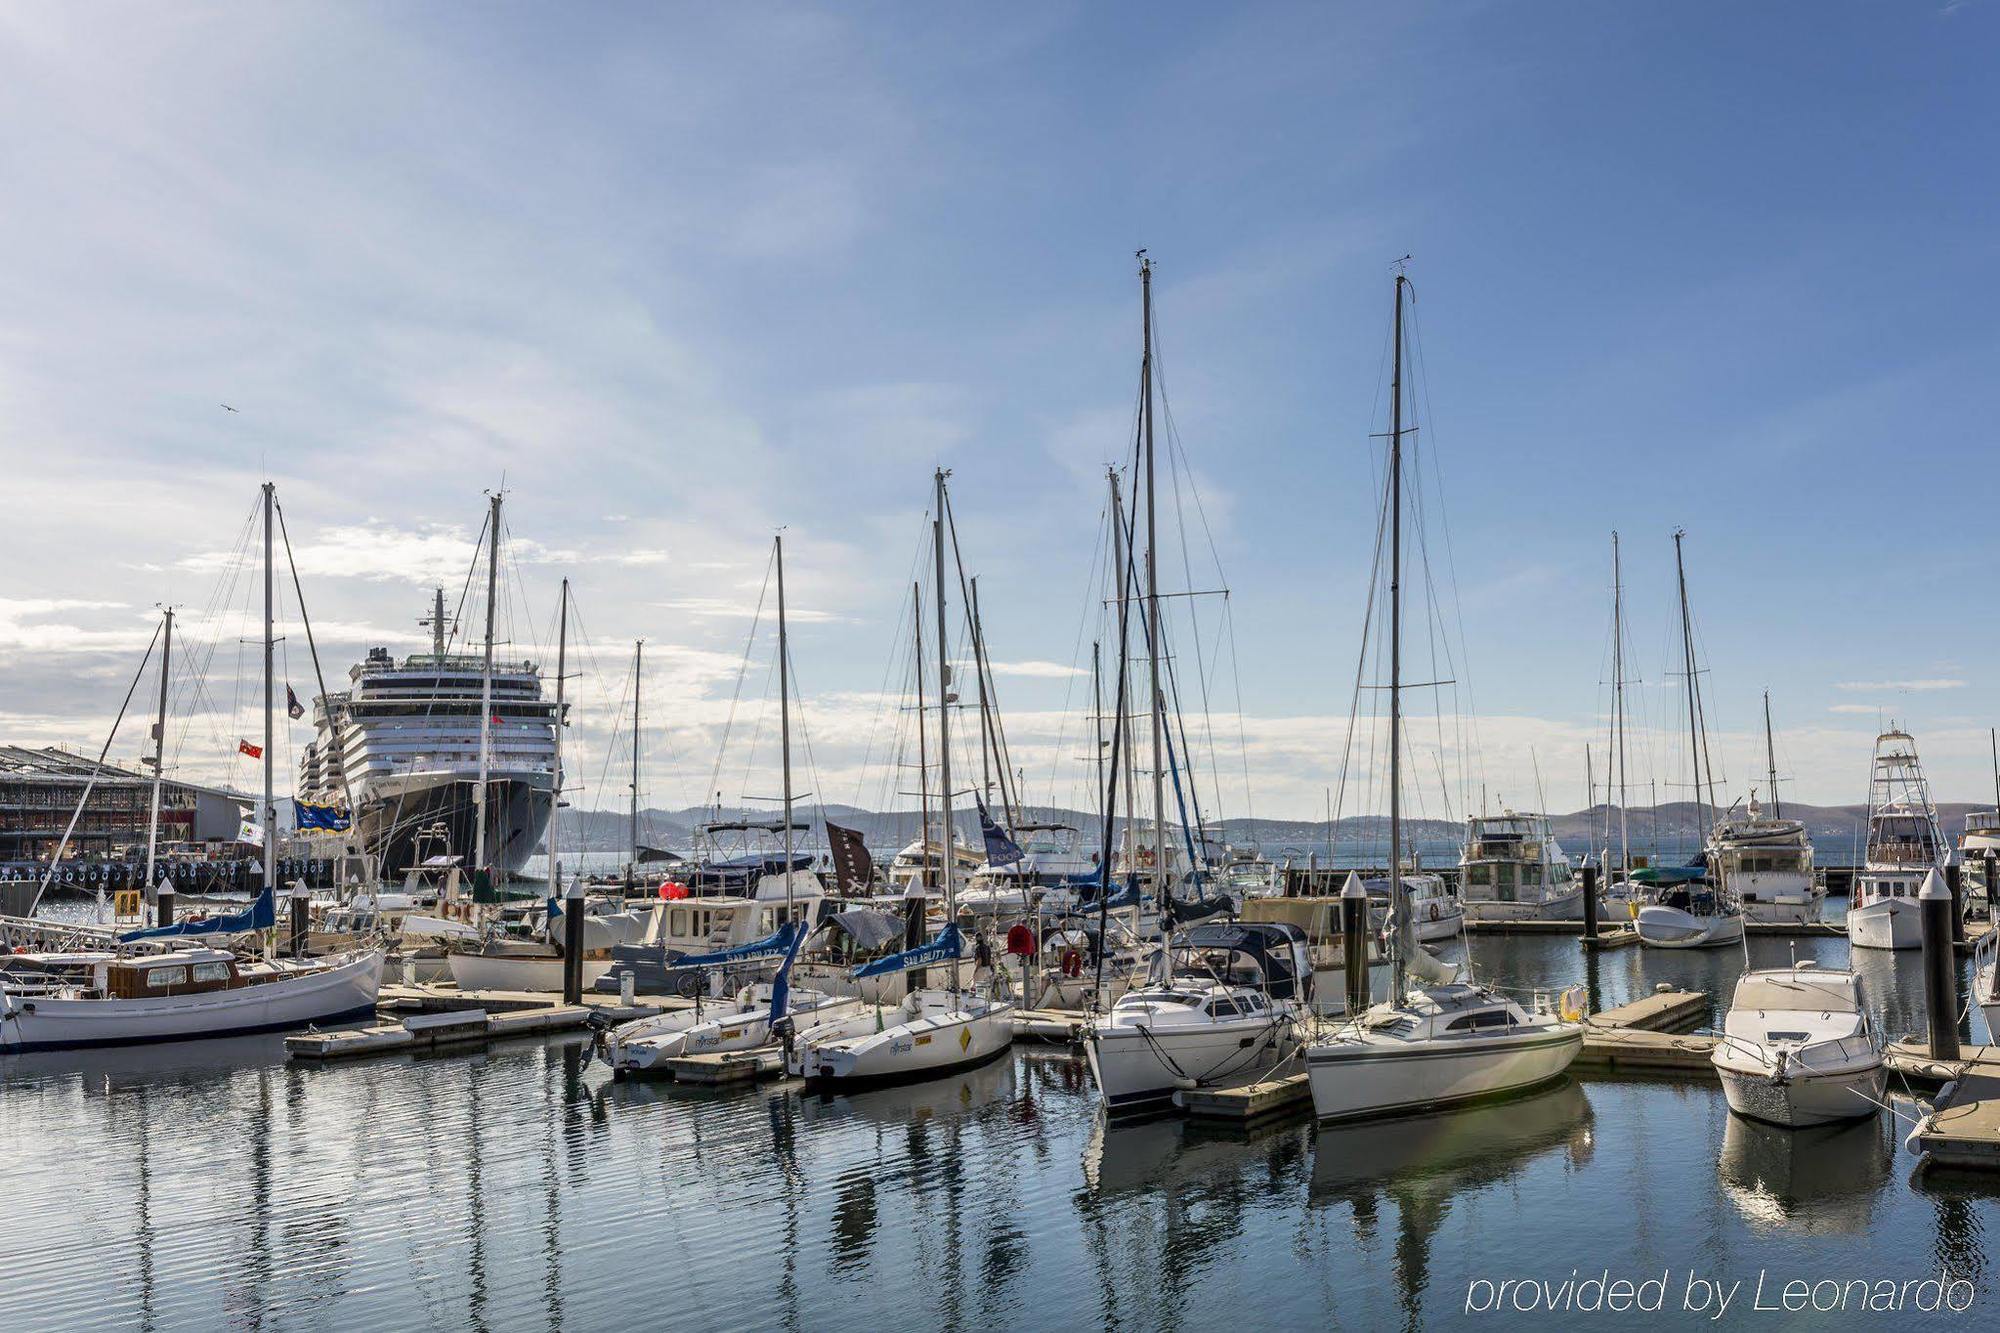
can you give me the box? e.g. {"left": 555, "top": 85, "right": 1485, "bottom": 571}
{"left": 852, "top": 923, "right": 963, "bottom": 979}
{"left": 120, "top": 886, "right": 276, "bottom": 941}
{"left": 768, "top": 918, "right": 812, "bottom": 1022}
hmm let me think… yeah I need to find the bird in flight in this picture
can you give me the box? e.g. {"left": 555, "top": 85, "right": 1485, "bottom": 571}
{"left": 221, "top": 403, "right": 238, "bottom": 413}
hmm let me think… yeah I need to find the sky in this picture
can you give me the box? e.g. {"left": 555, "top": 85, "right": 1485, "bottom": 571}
{"left": 2, "top": 1, "right": 1997, "bottom": 825}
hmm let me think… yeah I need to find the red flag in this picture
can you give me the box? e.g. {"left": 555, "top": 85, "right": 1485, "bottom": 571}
{"left": 238, "top": 739, "right": 263, "bottom": 759}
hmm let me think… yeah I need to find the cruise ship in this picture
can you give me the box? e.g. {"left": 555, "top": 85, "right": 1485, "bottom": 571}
{"left": 298, "top": 595, "right": 560, "bottom": 879}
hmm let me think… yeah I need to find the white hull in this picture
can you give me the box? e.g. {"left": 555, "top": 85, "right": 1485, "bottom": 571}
{"left": 794, "top": 993, "right": 1014, "bottom": 1086}
{"left": 1414, "top": 905, "right": 1466, "bottom": 941}
{"left": 1086, "top": 1013, "right": 1296, "bottom": 1112}
{"left": 1847, "top": 898, "right": 1921, "bottom": 951}
{"left": 1460, "top": 889, "right": 1585, "bottom": 923}
{"left": 1742, "top": 897, "right": 1825, "bottom": 926}
{"left": 1635, "top": 904, "right": 1744, "bottom": 949}
{"left": 0, "top": 951, "right": 383, "bottom": 1052}
{"left": 447, "top": 952, "right": 616, "bottom": 992}
{"left": 1306, "top": 1025, "right": 1581, "bottom": 1122}
{"left": 610, "top": 994, "right": 871, "bottom": 1075}
{"left": 1716, "top": 1064, "right": 1885, "bottom": 1128}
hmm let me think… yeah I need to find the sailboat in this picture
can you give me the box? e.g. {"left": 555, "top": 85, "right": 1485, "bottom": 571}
{"left": 1846, "top": 726, "right": 1945, "bottom": 950}
{"left": 2, "top": 484, "right": 383, "bottom": 1053}
{"left": 1710, "top": 694, "right": 1822, "bottom": 926}
{"left": 1634, "top": 531, "right": 1744, "bottom": 949}
{"left": 1597, "top": 532, "right": 1646, "bottom": 918}
{"left": 1304, "top": 269, "right": 1583, "bottom": 1123}
{"left": 788, "top": 470, "right": 1015, "bottom": 1088}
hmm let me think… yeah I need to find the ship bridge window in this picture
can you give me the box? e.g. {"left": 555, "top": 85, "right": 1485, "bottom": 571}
{"left": 1520, "top": 864, "right": 1542, "bottom": 887}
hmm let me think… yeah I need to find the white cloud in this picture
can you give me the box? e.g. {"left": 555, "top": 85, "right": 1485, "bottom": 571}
{"left": 986, "top": 660, "right": 1087, "bottom": 679}
{"left": 1834, "top": 679, "right": 1966, "bottom": 692}
{"left": 1828, "top": 704, "right": 1881, "bottom": 715}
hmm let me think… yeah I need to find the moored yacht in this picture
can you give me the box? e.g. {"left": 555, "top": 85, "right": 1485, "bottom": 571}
{"left": 1457, "top": 811, "right": 1582, "bottom": 922}
{"left": 1711, "top": 795, "right": 1821, "bottom": 926}
{"left": 1711, "top": 962, "right": 1885, "bottom": 1128}
{"left": 1847, "top": 727, "right": 1944, "bottom": 951}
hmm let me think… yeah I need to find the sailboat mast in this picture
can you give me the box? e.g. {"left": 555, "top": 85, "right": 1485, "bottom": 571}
{"left": 1140, "top": 255, "right": 1168, "bottom": 911}
{"left": 547, "top": 579, "right": 568, "bottom": 902}
{"left": 1092, "top": 639, "right": 1105, "bottom": 827}
{"left": 432, "top": 586, "right": 447, "bottom": 657}
{"left": 776, "top": 534, "right": 796, "bottom": 920}
{"left": 630, "top": 640, "right": 642, "bottom": 883}
{"left": 1612, "top": 532, "right": 1629, "bottom": 875}
{"left": 1110, "top": 469, "right": 1136, "bottom": 871}
{"left": 144, "top": 607, "right": 173, "bottom": 890}
{"left": 474, "top": 493, "right": 500, "bottom": 877}
{"left": 933, "top": 469, "right": 956, "bottom": 961}
{"left": 1763, "top": 691, "right": 1781, "bottom": 819}
{"left": 263, "top": 482, "right": 276, "bottom": 896}
{"left": 913, "top": 582, "right": 930, "bottom": 890}
{"left": 1388, "top": 272, "right": 1407, "bottom": 1001}
{"left": 1673, "top": 529, "right": 1709, "bottom": 840}
{"left": 1989, "top": 727, "right": 1998, "bottom": 815}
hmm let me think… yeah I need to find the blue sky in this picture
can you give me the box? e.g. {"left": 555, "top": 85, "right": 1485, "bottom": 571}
{"left": 2, "top": 2, "right": 1996, "bottom": 820}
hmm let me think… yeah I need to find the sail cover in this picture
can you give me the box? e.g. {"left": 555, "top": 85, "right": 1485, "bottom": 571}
{"left": 120, "top": 887, "right": 276, "bottom": 942}
{"left": 674, "top": 919, "right": 804, "bottom": 970}
{"left": 852, "top": 923, "right": 964, "bottom": 979}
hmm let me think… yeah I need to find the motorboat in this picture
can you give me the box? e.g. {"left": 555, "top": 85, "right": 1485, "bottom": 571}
{"left": 594, "top": 875, "right": 825, "bottom": 996}
{"left": 1711, "top": 796, "right": 1822, "bottom": 926}
{"left": 1085, "top": 919, "right": 1311, "bottom": 1114}
{"left": 1711, "top": 962, "right": 1885, "bottom": 1128}
{"left": 1366, "top": 871, "right": 1463, "bottom": 942}
{"left": 1634, "top": 869, "right": 1745, "bottom": 949}
{"left": 1847, "top": 728, "right": 1944, "bottom": 951}
{"left": 1456, "top": 811, "right": 1583, "bottom": 922}
{"left": 447, "top": 904, "right": 650, "bottom": 992}
{"left": 1973, "top": 925, "right": 1999, "bottom": 1046}
{"left": 1215, "top": 853, "right": 1285, "bottom": 902}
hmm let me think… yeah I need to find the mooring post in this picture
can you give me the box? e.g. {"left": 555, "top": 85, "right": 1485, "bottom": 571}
{"left": 1340, "top": 871, "right": 1370, "bottom": 1017}
{"left": 562, "top": 875, "right": 585, "bottom": 1006}
{"left": 1920, "top": 867, "right": 1961, "bottom": 1062}
{"left": 1582, "top": 860, "right": 1600, "bottom": 943}
{"left": 157, "top": 876, "right": 175, "bottom": 929}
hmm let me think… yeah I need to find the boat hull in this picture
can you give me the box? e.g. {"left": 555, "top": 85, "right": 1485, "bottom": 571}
{"left": 1635, "top": 904, "right": 1744, "bottom": 948}
{"left": 0, "top": 951, "right": 383, "bottom": 1053}
{"left": 1460, "top": 889, "right": 1585, "bottom": 923}
{"left": 1847, "top": 898, "right": 1921, "bottom": 950}
{"left": 357, "top": 773, "right": 552, "bottom": 879}
{"left": 1086, "top": 1013, "right": 1297, "bottom": 1113}
{"left": 1305, "top": 1026, "right": 1582, "bottom": 1123}
{"left": 796, "top": 1001, "right": 1014, "bottom": 1088}
{"left": 1716, "top": 1064, "right": 1886, "bottom": 1128}
{"left": 447, "top": 951, "right": 615, "bottom": 993}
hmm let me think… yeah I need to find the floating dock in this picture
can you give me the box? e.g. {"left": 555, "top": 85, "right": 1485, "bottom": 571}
{"left": 667, "top": 1047, "right": 788, "bottom": 1085}
{"left": 287, "top": 1005, "right": 603, "bottom": 1060}
{"left": 1884, "top": 1040, "right": 2000, "bottom": 1089}
{"left": 377, "top": 983, "right": 676, "bottom": 1021}
{"left": 1913, "top": 1071, "right": 2000, "bottom": 1171}
{"left": 1013, "top": 1009, "right": 1087, "bottom": 1043}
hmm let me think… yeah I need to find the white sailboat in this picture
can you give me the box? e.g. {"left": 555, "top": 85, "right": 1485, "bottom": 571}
{"left": 1635, "top": 530, "right": 1743, "bottom": 949}
{"left": 1847, "top": 727, "right": 1944, "bottom": 951}
{"left": 1711, "top": 962, "right": 1884, "bottom": 1128}
{"left": 1304, "top": 268, "right": 1583, "bottom": 1123}
{"left": 789, "top": 470, "right": 1014, "bottom": 1089}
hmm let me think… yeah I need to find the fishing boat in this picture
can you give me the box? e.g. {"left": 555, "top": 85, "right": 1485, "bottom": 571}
{"left": 1457, "top": 811, "right": 1583, "bottom": 922}
{"left": 1084, "top": 919, "right": 1310, "bottom": 1113}
{"left": 447, "top": 902, "right": 650, "bottom": 992}
{"left": 1711, "top": 962, "right": 1885, "bottom": 1128}
{"left": 1847, "top": 727, "right": 1944, "bottom": 951}
{"left": 1304, "top": 270, "right": 1584, "bottom": 1124}
{"left": 1635, "top": 531, "right": 1743, "bottom": 949}
{"left": 788, "top": 471, "right": 1014, "bottom": 1090}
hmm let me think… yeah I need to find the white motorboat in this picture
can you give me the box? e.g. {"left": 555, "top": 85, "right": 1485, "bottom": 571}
{"left": 606, "top": 982, "right": 871, "bottom": 1076}
{"left": 0, "top": 946, "right": 382, "bottom": 1052}
{"left": 1847, "top": 728, "right": 1945, "bottom": 951}
{"left": 1712, "top": 798, "right": 1822, "bottom": 927}
{"left": 1084, "top": 920, "right": 1311, "bottom": 1114}
{"left": 1301, "top": 271, "right": 1585, "bottom": 1125}
{"left": 447, "top": 907, "right": 649, "bottom": 992}
{"left": 1974, "top": 928, "right": 1999, "bottom": 1047}
{"left": 1635, "top": 877, "right": 1745, "bottom": 949}
{"left": 1711, "top": 963, "right": 1885, "bottom": 1128}
{"left": 1216, "top": 854, "right": 1286, "bottom": 902}
{"left": 1365, "top": 871, "right": 1463, "bottom": 942}
{"left": 1457, "top": 811, "right": 1583, "bottom": 922}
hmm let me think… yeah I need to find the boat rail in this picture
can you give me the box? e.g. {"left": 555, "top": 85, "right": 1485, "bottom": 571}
{"left": 0, "top": 914, "right": 124, "bottom": 952}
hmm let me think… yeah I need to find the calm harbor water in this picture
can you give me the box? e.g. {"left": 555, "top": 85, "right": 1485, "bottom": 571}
{"left": 2, "top": 931, "right": 1996, "bottom": 1331}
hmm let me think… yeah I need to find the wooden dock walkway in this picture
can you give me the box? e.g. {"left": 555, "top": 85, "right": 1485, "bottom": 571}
{"left": 287, "top": 1005, "right": 602, "bottom": 1060}
{"left": 1914, "top": 1069, "right": 2000, "bottom": 1171}
{"left": 378, "top": 983, "right": 677, "bottom": 1022}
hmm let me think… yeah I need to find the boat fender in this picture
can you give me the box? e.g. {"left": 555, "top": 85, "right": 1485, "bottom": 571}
{"left": 1557, "top": 986, "right": 1585, "bottom": 1023}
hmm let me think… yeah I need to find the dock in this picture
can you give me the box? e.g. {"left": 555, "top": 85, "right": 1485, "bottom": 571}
{"left": 1913, "top": 1071, "right": 2000, "bottom": 1171}
{"left": 1581, "top": 927, "right": 1639, "bottom": 951}
{"left": 377, "top": 983, "right": 678, "bottom": 1022}
{"left": 667, "top": 1047, "right": 789, "bottom": 1084}
{"left": 1013, "top": 1008, "right": 1087, "bottom": 1043}
{"left": 287, "top": 1005, "right": 604, "bottom": 1060}
{"left": 1884, "top": 1040, "right": 2000, "bottom": 1089}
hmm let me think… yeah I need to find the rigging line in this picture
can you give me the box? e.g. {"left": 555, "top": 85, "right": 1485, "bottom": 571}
{"left": 1044, "top": 493, "right": 1111, "bottom": 811}
{"left": 275, "top": 501, "right": 357, "bottom": 826}
{"left": 590, "top": 651, "right": 634, "bottom": 850}
{"left": 1222, "top": 598, "right": 1256, "bottom": 832}
{"left": 165, "top": 497, "right": 260, "bottom": 774}
{"left": 1330, "top": 437, "right": 1394, "bottom": 835}
{"left": 939, "top": 485, "right": 1017, "bottom": 822}
{"left": 1163, "top": 425, "right": 1226, "bottom": 828}
{"left": 704, "top": 544, "right": 776, "bottom": 812}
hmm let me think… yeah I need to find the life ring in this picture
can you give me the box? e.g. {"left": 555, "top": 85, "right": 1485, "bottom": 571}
{"left": 1427, "top": 902, "right": 1440, "bottom": 922}
{"left": 1061, "top": 948, "right": 1083, "bottom": 978}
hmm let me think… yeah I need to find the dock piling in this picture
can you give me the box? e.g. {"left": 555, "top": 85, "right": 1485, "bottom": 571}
{"left": 1947, "top": 859, "right": 1966, "bottom": 946}
{"left": 1581, "top": 862, "right": 1599, "bottom": 942}
{"left": 561, "top": 879, "right": 585, "bottom": 1006}
{"left": 290, "top": 892, "right": 308, "bottom": 958}
{"left": 1339, "top": 871, "right": 1368, "bottom": 1016}
{"left": 1921, "top": 867, "right": 1961, "bottom": 1063}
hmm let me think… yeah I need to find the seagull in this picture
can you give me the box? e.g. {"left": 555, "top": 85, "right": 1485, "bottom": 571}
{"left": 221, "top": 403, "right": 238, "bottom": 413}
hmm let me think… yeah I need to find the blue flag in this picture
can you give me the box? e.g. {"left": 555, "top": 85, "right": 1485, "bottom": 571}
{"left": 977, "top": 802, "right": 1024, "bottom": 867}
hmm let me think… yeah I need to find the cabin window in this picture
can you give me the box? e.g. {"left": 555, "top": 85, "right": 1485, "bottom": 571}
{"left": 1448, "top": 1009, "right": 1514, "bottom": 1031}
{"left": 146, "top": 966, "right": 189, "bottom": 989}
{"left": 670, "top": 909, "right": 688, "bottom": 935}
{"left": 191, "top": 962, "right": 230, "bottom": 983}
{"left": 1521, "top": 864, "right": 1543, "bottom": 887}
{"left": 1465, "top": 864, "right": 1490, "bottom": 886}
{"left": 1496, "top": 864, "right": 1516, "bottom": 889}
{"left": 1208, "top": 998, "right": 1241, "bottom": 1018}
{"left": 1244, "top": 993, "right": 1268, "bottom": 1011}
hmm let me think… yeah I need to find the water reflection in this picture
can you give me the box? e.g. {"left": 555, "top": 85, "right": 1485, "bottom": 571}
{"left": 1716, "top": 1112, "right": 1892, "bottom": 1234}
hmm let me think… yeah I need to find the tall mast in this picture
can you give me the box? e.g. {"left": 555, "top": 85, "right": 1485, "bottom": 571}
{"left": 1673, "top": 529, "right": 1709, "bottom": 840}
{"left": 546, "top": 579, "right": 568, "bottom": 902}
{"left": 474, "top": 493, "right": 500, "bottom": 877}
{"left": 776, "top": 534, "right": 796, "bottom": 921}
{"left": 1091, "top": 639, "right": 1105, "bottom": 827}
{"left": 1388, "top": 272, "right": 1408, "bottom": 1001}
{"left": 1109, "top": 468, "right": 1137, "bottom": 871}
{"left": 1140, "top": 254, "right": 1168, "bottom": 910}
{"left": 430, "top": 586, "right": 447, "bottom": 657}
{"left": 1989, "top": 727, "right": 1997, "bottom": 814}
{"left": 1763, "top": 691, "right": 1781, "bottom": 819}
{"left": 971, "top": 574, "right": 993, "bottom": 814}
{"left": 630, "top": 640, "right": 642, "bottom": 884}
{"left": 262, "top": 482, "right": 276, "bottom": 897}
{"left": 144, "top": 606, "right": 174, "bottom": 891}
{"left": 1611, "top": 532, "right": 1630, "bottom": 875}
{"left": 933, "top": 468, "right": 956, "bottom": 959}
{"left": 913, "top": 582, "right": 930, "bottom": 889}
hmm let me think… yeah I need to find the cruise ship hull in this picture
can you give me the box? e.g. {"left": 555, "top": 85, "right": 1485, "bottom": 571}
{"left": 356, "top": 773, "right": 552, "bottom": 879}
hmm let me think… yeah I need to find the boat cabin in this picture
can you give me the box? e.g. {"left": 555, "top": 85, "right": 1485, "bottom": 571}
{"left": 104, "top": 950, "right": 244, "bottom": 999}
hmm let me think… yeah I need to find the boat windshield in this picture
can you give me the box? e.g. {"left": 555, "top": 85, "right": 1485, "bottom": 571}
{"left": 1732, "top": 974, "right": 1860, "bottom": 1014}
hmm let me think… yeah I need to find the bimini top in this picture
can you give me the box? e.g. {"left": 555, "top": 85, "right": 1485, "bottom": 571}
{"left": 1171, "top": 920, "right": 1309, "bottom": 999}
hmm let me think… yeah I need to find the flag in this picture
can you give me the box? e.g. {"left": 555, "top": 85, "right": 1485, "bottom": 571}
{"left": 236, "top": 815, "right": 264, "bottom": 847}
{"left": 977, "top": 801, "right": 1024, "bottom": 867}
{"left": 826, "top": 821, "right": 873, "bottom": 894}
{"left": 238, "top": 739, "right": 263, "bottom": 759}
{"left": 287, "top": 686, "right": 305, "bottom": 720}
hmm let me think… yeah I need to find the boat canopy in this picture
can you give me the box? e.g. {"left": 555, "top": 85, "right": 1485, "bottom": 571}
{"left": 1730, "top": 968, "right": 1861, "bottom": 1014}
{"left": 119, "top": 887, "right": 275, "bottom": 942}
{"left": 1171, "top": 920, "right": 1310, "bottom": 1000}
{"left": 820, "top": 908, "right": 904, "bottom": 952}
